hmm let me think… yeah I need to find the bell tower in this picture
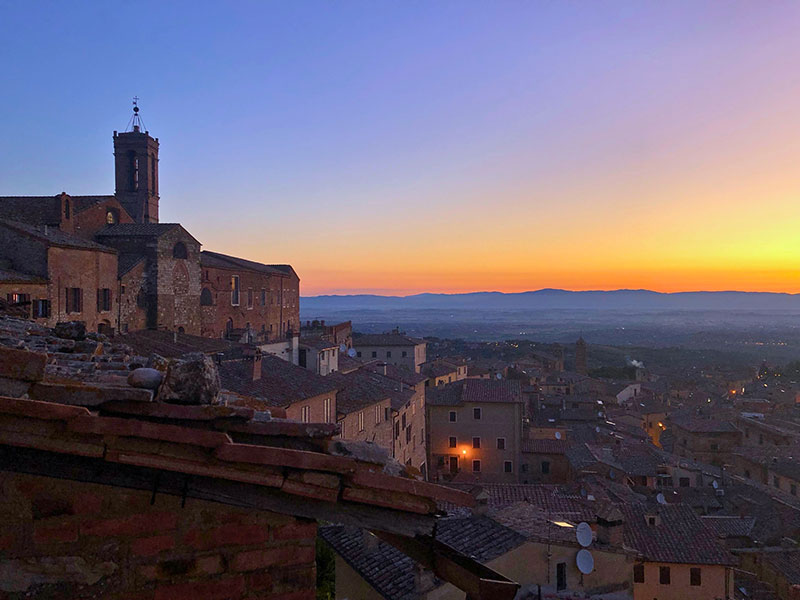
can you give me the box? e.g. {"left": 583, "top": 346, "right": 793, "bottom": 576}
{"left": 114, "top": 98, "right": 159, "bottom": 223}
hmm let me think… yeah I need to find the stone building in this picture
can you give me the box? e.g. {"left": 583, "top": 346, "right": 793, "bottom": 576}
{"left": 575, "top": 336, "right": 587, "bottom": 374}
{"left": 352, "top": 331, "right": 427, "bottom": 373}
{"left": 0, "top": 106, "right": 299, "bottom": 339}
{"left": 199, "top": 251, "right": 300, "bottom": 343}
{"left": 426, "top": 379, "right": 524, "bottom": 483}
{"left": 0, "top": 220, "right": 118, "bottom": 333}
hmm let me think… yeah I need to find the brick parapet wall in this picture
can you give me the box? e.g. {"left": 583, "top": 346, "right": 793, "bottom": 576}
{"left": 0, "top": 471, "right": 317, "bottom": 600}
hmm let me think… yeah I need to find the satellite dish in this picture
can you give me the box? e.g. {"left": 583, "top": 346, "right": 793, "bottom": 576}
{"left": 712, "top": 480, "right": 719, "bottom": 489}
{"left": 495, "top": 373, "right": 502, "bottom": 380}
{"left": 576, "top": 549, "right": 594, "bottom": 574}
{"left": 597, "top": 411, "right": 603, "bottom": 417}
{"left": 656, "top": 493, "right": 667, "bottom": 505}
{"left": 609, "top": 469, "right": 615, "bottom": 479}
{"left": 595, "top": 426, "right": 601, "bottom": 433}
{"left": 576, "top": 522, "right": 592, "bottom": 547}
{"left": 347, "top": 348, "right": 357, "bottom": 358}
{"left": 339, "top": 344, "right": 347, "bottom": 353}
{"left": 555, "top": 431, "right": 562, "bottom": 440}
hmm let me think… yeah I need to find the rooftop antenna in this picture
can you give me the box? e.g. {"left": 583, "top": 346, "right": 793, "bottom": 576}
{"left": 125, "top": 96, "right": 147, "bottom": 132}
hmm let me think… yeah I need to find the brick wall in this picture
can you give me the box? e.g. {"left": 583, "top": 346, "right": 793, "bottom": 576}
{"left": 0, "top": 471, "right": 317, "bottom": 599}
{"left": 73, "top": 198, "right": 134, "bottom": 240}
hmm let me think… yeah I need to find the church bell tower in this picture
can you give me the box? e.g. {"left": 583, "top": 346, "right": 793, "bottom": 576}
{"left": 114, "top": 99, "right": 159, "bottom": 223}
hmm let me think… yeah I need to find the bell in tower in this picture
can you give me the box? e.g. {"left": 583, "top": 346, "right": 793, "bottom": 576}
{"left": 113, "top": 98, "right": 160, "bottom": 223}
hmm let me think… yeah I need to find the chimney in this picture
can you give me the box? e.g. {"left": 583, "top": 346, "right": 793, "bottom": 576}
{"left": 596, "top": 506, "right": 625, "bottom": 546}
{"left": 413, "top": 562, "right": 437, "bottom": 595}
{"left": 471, "top": 486, "right": 490, "bottom": 516}
{"left": 252, "top": 349, "right": 262, "bottom": 382}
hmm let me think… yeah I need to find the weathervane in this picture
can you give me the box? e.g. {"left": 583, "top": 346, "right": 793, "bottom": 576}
{"left": 126, "top": 96, "right": 147, "bottom": 132}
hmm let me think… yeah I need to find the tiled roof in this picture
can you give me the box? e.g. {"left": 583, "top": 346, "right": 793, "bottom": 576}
{"left": 762, "top": 549, "right": 800, "bottom": 584}
{"left": 670, "top": 414, "right": 740, "bottom": 433}
{"left": 492, "top": 502, "right": 587, "bottom": 544}
{"left": 353, "top": 333, "right": 425, "bottom": 347}
{"left": 320, "top": 517, "right": 525, "bottom": 600}
{"left": 700, "top": 515, "right": 756, "bottom": 539}
{"left": 200, "top": 250, "right": 289, "bottom": 277}
{"left": 122, "top": 329, "right": 245, "bottom": 359}
{"left": 299, "top": 337, "right": 338, "bottom": 351}
{"left": 0, "top": 268, "right": 47, "bottom": 283}
{"left": 427, "top": 379, "right": 523, "bottom": 407}
{"left": 0, "top": 316, "right": 474, "bottom": 538}
{"left": 95, "top": 223, "right": 190, "bottom": 240}
{"left": 118, "top": 253, "right": 145, "bottom": 276}
{"left": 329, "top": 368, "right": 414, "bottom": 414}
{"left": 0, "top": 196, "right": 62, "bottom": 225}
{"left": 362, "top": 362, "right": 428, "bottom": 386}
{"left": 522, "top": 438, "right": 567, "bottom": 454}
{"left": 0, "top": 219, "right": 116, "bottom": 252}
{"left": 220, "top": 354, "right": 339, "bottom": 407}
{"left": 71, "top": 195, "right": 116, "bottom": 213}
{"left": 620, "top": 503, "right": 735, "bottom": 565}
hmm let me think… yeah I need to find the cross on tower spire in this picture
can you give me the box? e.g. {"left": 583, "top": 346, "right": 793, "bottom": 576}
{"left": 126, "top": 96, "right": 147, "bottom": 133}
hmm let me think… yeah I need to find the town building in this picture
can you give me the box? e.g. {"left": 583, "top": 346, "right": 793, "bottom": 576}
{"left": 670, "top": 414, "right": 742, "bottom": 466}
{"left": 298, "top": 338, "right": 339, "bottom": 375}
{"left": 426, "top": 379, "right": 524, "bottom": 483}
{"left": 352, "top": 331, "right": 426, "bottom": 373}
{"left": 575, "top": 336, "right": 588, "bottom": 374}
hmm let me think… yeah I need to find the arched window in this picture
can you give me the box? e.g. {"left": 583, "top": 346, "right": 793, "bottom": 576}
{"left": 200, "top": 288, "right": 213, "bottom": 306}
{"left": 172, "top": 242, "right": 188, "bottom": 259}
{"left": 106, "top": 208, "right": 118, "bottom": 225}
{"left": 177, "top": 326, "right": 185, "bottom": 334}
{"left": 128, "top": 151, "right": 139, "bottom": 191}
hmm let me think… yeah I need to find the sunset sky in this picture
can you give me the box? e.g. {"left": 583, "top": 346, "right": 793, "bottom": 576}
{"left": 2, "top": 2, "right": 800, "bottom": 296}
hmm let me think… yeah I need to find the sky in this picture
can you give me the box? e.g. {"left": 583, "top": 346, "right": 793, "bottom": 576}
{"left": 2, "top": 1, "right": 800, "bottom": 296}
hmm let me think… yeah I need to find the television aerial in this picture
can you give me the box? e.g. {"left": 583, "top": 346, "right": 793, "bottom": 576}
{"left": 347, "top": 348, "right": 357, "bottom": 358}
{"left": 555, "top": 431, "right": 562, "bottom": 440}
{"left": 576, "top": 522, "right": 592, "bottom": 547}
{"left": 656, "top": 492, "right": 667, "bottom": 505}
{"left": 576, "top": 549, "right": 594, "bottom": 575}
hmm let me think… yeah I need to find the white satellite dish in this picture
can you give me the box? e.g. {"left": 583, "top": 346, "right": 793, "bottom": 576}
{"left": 347, "top": 348, "right": 357, "bottom": 358}
{"left": 576, "top": 549, "right": 594, "bottom": 574}
{"left": 656, "top": 492, "right": 667, "bottom": 505}
{"left": 495, "top": 373, "right": 502, "bottom": 380}
{"left": 609, "top": 469, "right": 615, "bottom": 479}
{"left": 712, "top": 480, "right": 719, "bottom": 489}
{"left": 555, "top": 431, "right": 562, "bottom": 440}
{"left": 576, "top": 522, "right": 592, "bottom": 547}
{"left": 339, "top": 344, "right": 347, "bottom": 353}
{"left": 597, "top": 411, "right": 603, "bottom": 417}
{"left": 595, "top": 426, "right": 601, "bottom": 433}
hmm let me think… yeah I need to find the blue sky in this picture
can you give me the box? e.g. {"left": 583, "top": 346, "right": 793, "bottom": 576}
{"left": 2, "top": 1, "right": 800, "bottom": 294}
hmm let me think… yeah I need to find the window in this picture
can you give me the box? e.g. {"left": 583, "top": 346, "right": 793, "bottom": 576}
{"left": 65, "top": 288, "right": 82, "bottom": 313}
{"left": 231, "top": 276, "right": 240, "bottom": 306}
{"left": 105, "top": 209, "right": 118, "bottom": 225}
{"left": 200, "top": 288, "right": 213, "bottom": 306}
{"left": 690, "top": 567, "right": 701, "bottom": 586}
{"left": 556, "top": 563, "right": 566, "bottom": 591}
{"left": 300, "top": 405, "right": 310, "bottom": 423}
{"left": 385, "top": 407, "right": 390, "bottom": 421}
{"left": 401, "top": 413, "right": 406, "bottom": 428}
{"left": 172, "top": 242, "right": 188, "bottom": 259}
{"left": 358, "top": 411, "right": 364, "bottom": 432}
{"left": 64, "top": 198, "right": 71, "bottom": 219}
{"left": 261, "top": 288, "right": 266, "bottom": 306}
{"left": 541, "top": 461, "right": 550, "bottom": 474}
{"left": 449, "top": 411, "right": 457, "bottom": 422}
{"left": 247, "top": 288, "right": 254, "bottom": 308}
{"left": 497, "top": 438, "right": 506, "bottom": 450}
{"left": 472, "top": 460, "right": 481, "bottom": 472}
{"left": 7, "top": 293, "right": 30, "bottom": 306}
{"left": 32, "top": 299, "right": 50, "bottom": 319}
{"left": 406, "top": 426, "right": 411, "bottom": 443}
{"left": 679, "top": 477, "right": 690, "bottom": 487}
{"left": 402, "top": 351, "right": 407, "bottom": 357}
{"left": 521, "top": 463, "right": 528, "bottom": 473}
{"left": 386, "top": 351, "right": 392, "bottom": 358}
{"left": 774, "top": 476, "right": 780, "bottom": 488}
{"left": 357, "top": 351, "right": 362, "bottom": 358}
{"left": 473, "top": 407, "right": 482, "bottom": 420}
{"left": 710, "top": 443, "right": 719, "bottom": 451}
{"left": 472, "top": 437, "right": 481, "bottom": 449}
{"left": 659, "top": 566, "right": 670, "bottom": 585}
{"left": 633, "top": 564, "right": 644, "bottom": 583}
{"left": 759, "top": 434, "right": 764, "bottom": 445}
{"left": 504, "top": 461, "right": 513, "bottom": 473}
{"left": 375, "top": 405, "right": 381, "bottom": 424}
{"left": 438, "top": 456, "right": 445, "bottom": 467}
{"left": 324, "top": 397, "right": 332, "bottom": 423}
{"left": 744, "top": 469, "right": 751, "bottom": 479}
{"left": 97, "top": 288, "right": 112, "bottom": 312}
{"left": 371, "top": 351, "right": 377, "bottom": 358}
{"left": 449, "top": 436, "right": 457, "bottom": 448}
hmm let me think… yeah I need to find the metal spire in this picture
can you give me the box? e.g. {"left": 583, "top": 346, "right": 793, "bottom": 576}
{"left": 125, "top": 97, "right": 147, "bottom": 132}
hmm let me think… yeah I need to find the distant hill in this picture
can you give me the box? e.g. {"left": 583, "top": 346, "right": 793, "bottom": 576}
{"left": 301, "top": 289, "right": 800, "bottom": 312}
